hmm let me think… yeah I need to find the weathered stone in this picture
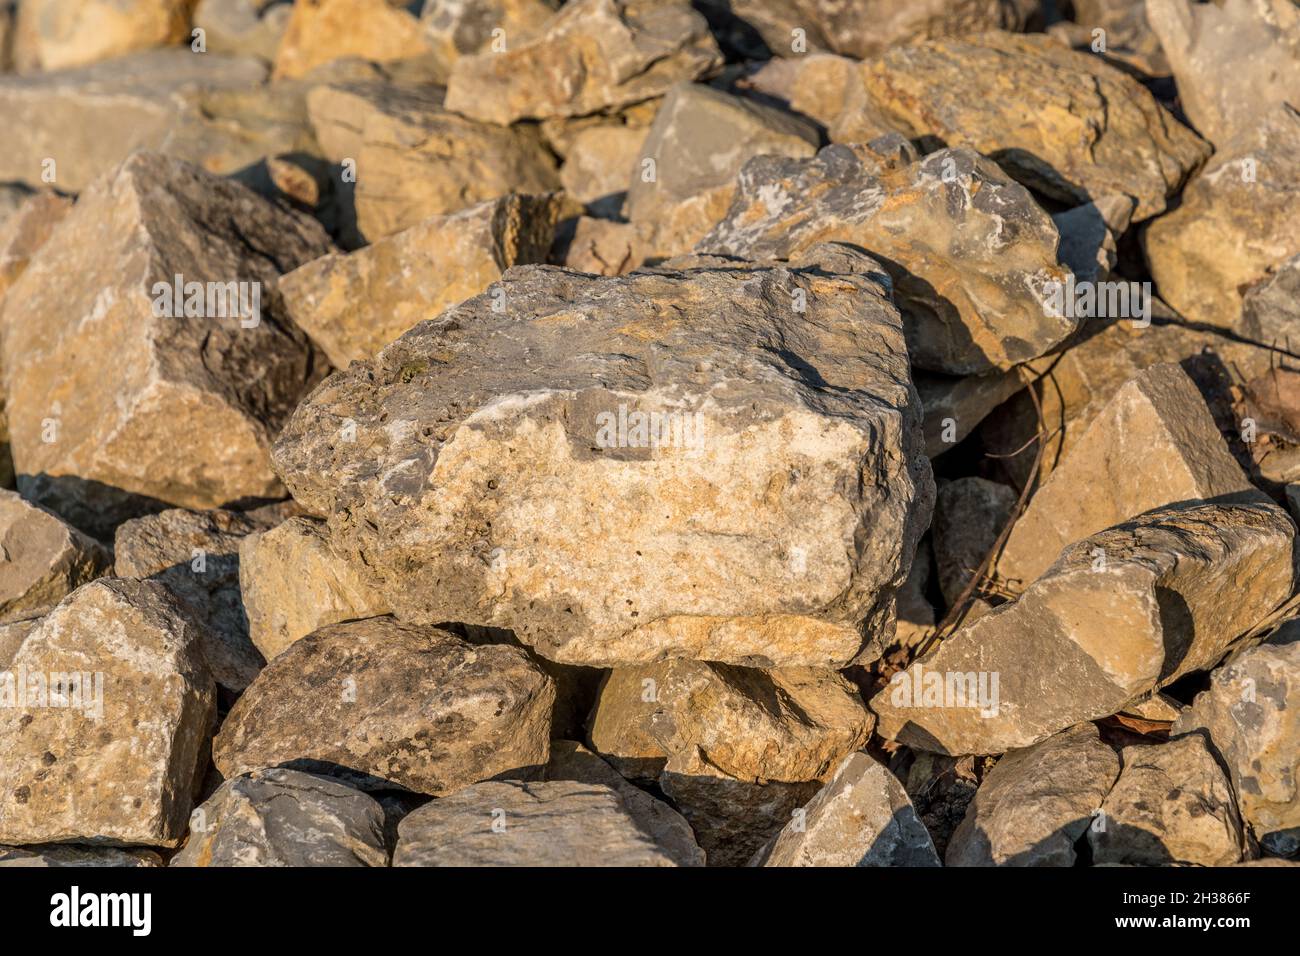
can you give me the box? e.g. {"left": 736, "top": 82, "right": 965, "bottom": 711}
{"left": 542, "top": 740, "right": 704, "bottom": 866}
{"left": 917, "top": 368, "right": 1028, "bottom": 459}
{"left": 947, "top": 723, "right": 1120, "bottom": 866}
{"left": 753, "top": 752, "right": 940, "bottom": 867}
{"left": 393, "top": 779, "right": 680, "bottom": 866}
{"left": 0, "top": 193, "right": 71, "bottom": 305}
{"left": 272, "top": 245, "right": 932, "bottom": 668}
{"left": 1174, "top": 630, "right": 1300, "bottom": 857}
{"left": 1090, "top": 735, "right": 1248, "bottom": 866}
{"left": 932, "top": 478, "right": 1016, "bottom": 605}
{"left": 272, "top": 0, "right": 434, "bottom": 80}
{"left": 1147, "top": 0, "right": 1300, "bottom": 148}
{"left": 0, "top": 152, "right": 331, "bottom": 538}
{"left": 1239, "top": 254, "right": 1300, "bottom": 347}
{"left": 0, "top": 618, "right": 37, "bottom": 668}
{"left": 0, "top": 845, "right": 163, "bottom": 867}
{"left": 872, "top": 502, "right": 1296, "bottom": 755}
{"left": 1053, "top": 0, "right": 1169, "bottom": 76}
{"left": 1145, "top": 104, "right": 1300, "bottom": 328}
{"left": 444, "top": 0, "right": 721, "bottom": 125}
{"left": 559, "top": 123, "right": 647, "bottom": 215}
{"left": 861, "top": 32, "right": 1210, "bottom": 220}
{"left": 306, "top": 81, "right": 559, "bottom": 240}
{"left": 194, "top": 0, "right": 292, "bottom": 61}
{"left": 623, "top": 82, "right": 818, "bottom": 257}
{"left": 238, "top": 517, "right": 389, "bottom": 662}
{"left": 0, "top": 490, "right": 110, "bottom": 625}
{"left": 0, "top": 50, "right": 276, "bottom": 193}
{"left": 558, "top": 215, "right": 653, "bottom": 275}
{"left": 1051, "top": 195, "right": 1135, "bottom": 285}
{"left": 114, "top": 508, "right": 273, "bottom": 693}
{"left": 421, "top": 0, "right": 558, "bottom": 67}
{"left": 280, "top": 193, "right": 559, "bottom": 367}
{"left": 13, "top": 0, "right": 194, "bottom": 72}
{"left": 213, "top": 617, "right": 554, "bottom": 794}
{"left": 995, "top": 363, "right": 1263, "bottom": 590}
{"left": 0, "top": 579, "right": 216, "bottom": 847}
{"left": 698, "top": 143, "right": 1075, "bottom": 375}
{"left": 172, "top": 768, "right": 389, "bottom": 867}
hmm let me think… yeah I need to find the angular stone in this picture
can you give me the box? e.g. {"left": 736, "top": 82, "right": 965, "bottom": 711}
{"left": 0, "top": 193, "right": 71, "bottom": 305}
{"left": 0, "top": 50, "right": 273, "bottom": 193}
{"left": 861, "top": 32, "right": 1210, "bottom": 221}
{"left": 14, "top": 0, "right": 194, "bottom": 72}
{"left": 0, "top": 490, "right": 111, "bottom": 625}
{"left": 238, "top": 517, "right": 390, "bottom": 662}
{"left": 1147, "top": 0, "right": 1300, "bottom": 148}
{"left": 306, "top": 81, "right": 559, "bottom": 240}
{"left": 558, "top": 122, "right": 647, "bottom": 215}
{"left": 542, "top": 740, "right": 704, "bottom": 867}
{"left": 0, "top": 579, "right": 216, "bottom": 847}
{"left": 623, "top": 82, "right": 818, "bottom": 257}
{"left": 194, "top": 0, "right": 293, "bottom": 61}
{"left": 272, "top": 245, "right": 932, "bottom": 668}
{"left": 1051, "top": 195, "right": 1135, "bottom": 285}
{"left": 114, "top": 508, "right": 274, "bottom": 693}
{"left": 995, "top": 363, "right": 1262, "bottom": 590}
{"left": 697, "top": 144, "right": 1075, "bottom": 375}
{"left": 1145, "top": 104, "right": 1300, "bottom": 328}
{"left": 421, "top": 0, "right": 558, "bottom": 67}
{"left": 933, "top": 478, "right": 1017, "bottom": 605}
{"left": 872, "top": 502, "right": 1297, "bottom": 755}
{"left": 0, "top": 152, "right": 331, "bottom": 538}
{"left": 0, "top": 845, "right": 163, "bottom": 867}
{"left": 213, "top": 617, "right": 555, "bottom": 794}
{"left": 444, "top": 0, "right": 722, "bottom": 125}
{"left": 1239, "top": 254, "right": 1300, "bottom": 347}
{"left": 271, "top": 0, "right": 434, "bottom": 80}
{"left": 1174, "top": 631, "right": 1300, "bottom": 857}
{"left": 917, "top": 368, "right": 1028, "bottom": 459}
{"left": 1051, "top": 0, "right": 1168, "bottom": 76}
{"left": 1090, "top": 735, "right": 1248, "bottom": 866}
{"left": 393, "top": 779, "right": 680, "bottom": 866}
{"left": 946, "top": 723, "right": 1120, "bottom": 866}
{"left": 280, "top": 193, "right": 559, "bottom": 367}
{"left": 753, "top": 752, "right": 941, "bottom": 867}
{"left": 172, "top": 768, "right": 389, "bottom": 867}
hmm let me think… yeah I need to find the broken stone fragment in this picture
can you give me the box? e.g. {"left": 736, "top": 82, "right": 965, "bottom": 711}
{"left": 272, "top": 244, "right": 932, "bottom": 668}
{"left": 995, "top": 363, "right": 1263, "bottom": 590}
{"left": 0, "top": 845, "right": 163, "bottom": 867}
{"left": 1089, "top": 735, "right": 1248, "bottom": 866}
{"left": 623, "top": 82, "right": 819, "bottom": 258}
{"left": 932, "top": 478, "right": 1016, "bottom": 606}
{"left": 1238, "top": 254, "right": 1300, "bottom": 348}
{"left": 271, "top": 0, "right": 434, "bottom": 80}
{"left": 13, "top": 0, "right": 195, "bottom": 72}
{"left": 0, "top": 579, "right": 216, "bottom": 847}
{"left": 0, "top": 490, "right": 111, "bottom": 624}
{"left": 172, "top": 768, "right": 389, "bottom": 867}
{"left": 1051, "top": 195, "right": 1135, "bottom": 285}
{"left": 860, "top": 32, "right": 1209, "bottom": 221}
{"left": 752, "top": 752, "right": 941, "bottom": 867}
{"left": 213, "top": 617, "right": 554, "bottom": 794}
{"left": 1144, "top": 103, "right": 1300, "bottom": 328}
{"left": 1146, "top": 0, "right": 1300, "bottom": 148}
{"left": 114, "top": 508, "right": 275, "bottom": 694}
{"left": 444, "top": 0, "right": 722, "bottom": 125}
{"left": 542, "top": 740, "right": 705, "bottom": 867}
{"left": 306, "top": 81, "right": 559, "bottom": 240}
{"left": 194, "top": 0, "right": 292, "bottom": 62}
{"left": 0, "top": 152, "right": 332, "bottom": 538}
{"left": 698, "top": 144, "right": 1075, "bottom": 375}
{"left": 872, "top": 501, "right": 1296, "bottom": 755}
{"left": 946, "top": 723, "right": 1121, "bottom": 866}
{"left": 238, "top": 517, "right": 390, "bottom": 662}
{"left": 1173, "top": 630, "right": 1300, "bottom": 858}
{"left": 393, "top": 779, "right": 681, "bottom": 866}
{"left": 421, "top": 0, "right": 558, "bottom": 68}
{"left": 916, "top": 368, "right": 1028, "bottom": 459}
{"left": 280, "top": 193, "right": 559, "bottom": 367}
{"left": 558, "top": 122, "right": 648, "bottom": 215}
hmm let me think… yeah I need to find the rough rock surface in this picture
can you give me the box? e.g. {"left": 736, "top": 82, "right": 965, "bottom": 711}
{"left": 421, "top": 0, "right": 558, "bottom": 68}
{"left": 932, "top": 478, "right": 1016, "bottom": 605}
{"left": 0, "top": 193, "right": 71, "bottom": 304}
{"left": 860, "top": 32, "right": 1210, "bottom": 221}
{"left": 946, "top": 723, "right": 1120, "bottom": 866}
{"left": 1174, "top": 631, "right": 1300, "bottom": 857}
{"left": 172, "top": 768, "right": 389, "bottom": 867}
{"left": 1090, "top": 735, "right": 1248, "bottom": 866}
{"left": 0, "top": 490, "right": 111, "bottom": 624}
{"left": 273, "top": 245, "right": 932, "bottom": 669}
{"left": 444, "top": 0, "right": 722, "bottom": 125}
{"left": 0, "top": 845, "right": 163, "bottom": 867}
{"left": 1238, "top": 254, "right": 1300, "bottom": 347}
{"left": 697, "top": 143, "right": 1076, "bottom": 375}
{"left": 557, "top": 121, "right": 649, "bottom": 215}
{"left": 114, "top": 508, "right": 274, "bottom": 693}
{"left": 0, "top": 579, "right": 216, "bottom": 847}
{"left": 752, "top": 752, "right": 941, "bottom": 867}
{"left": 1144, "top": 104, "right": 1300, "bottom": 328}
{"left": 271, "top": 0, "right": 433, "bottom": 80}
{"left": 0, "top": 152, "right": 331, "bottom": 538}
{"left": 14, "top": 0, "right": 195, "bottom": 72}
{"left": 393, "top": 779, "right": 681, "bottom": 866}
{"left": 213, "top": 617, "right": 555, "bottom": 794}
{"left": 280, "top": 193, "right": 559, "bottom": 367}
{"left": 872, "top": 502, "right": 1297, "bottom": 755}
{"left": 238, "top": 517, "right": 390, "bottom": 662}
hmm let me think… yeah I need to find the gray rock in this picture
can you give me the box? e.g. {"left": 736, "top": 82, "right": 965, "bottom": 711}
{"left": 932, "top": 477, "right": 1017, "bottom": 605}
{"left": 1238, "top": 253, "right": 1300, "bottom": 348}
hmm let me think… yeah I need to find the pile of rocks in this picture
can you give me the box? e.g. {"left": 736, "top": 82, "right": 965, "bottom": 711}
{"left": 0, "top": 0, "right": 1296, "bottom": 867}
